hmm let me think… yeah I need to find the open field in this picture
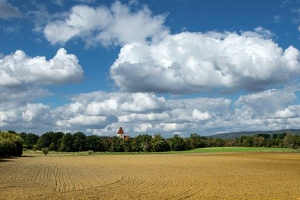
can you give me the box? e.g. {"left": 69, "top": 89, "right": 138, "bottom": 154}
{"left": 1, "top": 152, "right": 300, "bottom": 199}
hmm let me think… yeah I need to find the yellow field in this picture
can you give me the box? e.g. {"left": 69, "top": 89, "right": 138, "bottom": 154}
{"left": 0, "top": 152, "right": 300, "bottom": 200}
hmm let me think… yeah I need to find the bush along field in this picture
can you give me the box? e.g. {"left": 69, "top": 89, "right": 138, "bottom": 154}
{"left": 0, "top": 131, "right": 23, "bottom": 158}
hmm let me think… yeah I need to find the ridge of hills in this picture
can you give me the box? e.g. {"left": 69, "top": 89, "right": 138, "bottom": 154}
{"left": 208, "top": 129, "right": 300, "bottom": 139}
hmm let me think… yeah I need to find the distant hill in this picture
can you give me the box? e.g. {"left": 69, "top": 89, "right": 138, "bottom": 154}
{"left": 209, "top": 129, "right": 300, "bottom": 140}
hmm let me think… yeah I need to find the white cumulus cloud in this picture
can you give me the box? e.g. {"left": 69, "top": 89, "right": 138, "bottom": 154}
{"left": 110, "top": 30, "right": 300, "bottom": 94}
{"left": 0, "top": 103, "right": 52, "bottom": 132}
{"left": 0, "top": 48, "right": 83, "bottom": 87}
{"left": 236, "top": 89, "right": 297, "bottom": 117}
{"left": 134, "top": 123, "right": 152, "bottom": 132}
{"left": 192, "top": 109, "right": 211, "bottom": 121}
{"left": 43, "top": 1, "right": 168, "bottom": 47}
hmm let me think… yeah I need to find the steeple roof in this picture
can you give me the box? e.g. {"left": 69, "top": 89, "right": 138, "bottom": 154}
{"left": 117, "top": 127, "right": 124, "bottom": 135}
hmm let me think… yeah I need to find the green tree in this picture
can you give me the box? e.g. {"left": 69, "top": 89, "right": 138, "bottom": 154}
{"left": 189, "top": 134, "right": 206, "bottom": 149}
{"left": 206, "top": 137, "right": 225, "bottom": 147}
{"left": 37, "top": 132, "right": 52, "bottom": 149}
{"left": 134, "top": 134, "right": 152, "bottom": 152}
{"left": 284, "top": 133, "right": 297, "bottom": 149}
{"left": 26, "top": 133, "right": 39, "bottom": 149}
{"left": 20, "top": 132, "right": 39, "bottom": 149}
{"left": 294, "top": 135, "right": 300, "bottom": 148}
{"left": 130, "top": 138, "right": 139, "bottom": 152}
{"left": 169, "top": 135, "right": 186, "bottom": 151}
{"left": 59, "top": 133, "right": 74, "bottom": 152}
{"left": 86, "top": 135, "right": 104, "bottom": 152}
{"left": 257, "top": 134, "right": 271, "bottom": 140}
{"left": 237, "top": 136, "right": 253, "bottom": 147}
{"left": 151, "top": 134, "right": 169, "bottom": 152}
{"left": 108, "top": 137, "right": 123, "bottom": 152}
{"left": 121, "top": 138, "right": 131, "bottom": 152}
{"left": 73, "top": 132, "right": 87, "bottom": 151}
{"left": 49, "top": 132, "right": 64, "bottom": 151}
{"left": 252, "top": 136, "right": 265, "bottom": 147}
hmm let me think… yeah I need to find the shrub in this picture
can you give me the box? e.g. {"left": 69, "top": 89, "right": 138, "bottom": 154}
{"left": 42, "top": 148, "right": 49, "bottom": 155}
{"left": 32, "top": 145, "right": 38, "bottom": 153}
{"left": 0, "top": 132, "right": 23, "bottom": 158}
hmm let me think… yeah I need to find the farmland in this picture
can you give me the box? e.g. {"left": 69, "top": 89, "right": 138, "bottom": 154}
{"left": 1, "top": 152, "right": 300, "bottom": 199}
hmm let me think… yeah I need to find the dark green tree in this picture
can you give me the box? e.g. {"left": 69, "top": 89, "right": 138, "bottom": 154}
{"left": 73, "top": 132, "right": 87, "bottom": 151}
{"left": 121, "top": 138, "right": 131, "bottom": 152}
{"left": 133, "top": 134, "right": 152, "bottom": 152}
{"left": 49, "top": 132, "right": 64, "bottom": 151}
{"left": 169, "top": 135, "right": 186, "bottom": 151}
{"left": 59, "top": 133, "right": 75, "bottom": 152}
{"left": 283, "top": 133, "right": 299, "bottom": 149}
{"left": 86, "top": 135, "right": 104, "bottom": 152}
{"left": 239, "top": 136, "right": 253, "bottom": 147}
{"left": 189, "top": 134, "right": 206, "bottom": 149}
{"left": 108, "top": 137, "right": 123, "bottom": 152}
{"left": 252, "top": 136, "right": 265, "bottom": 147}
{"left": 151, "top": 134, "right": 169, "bottom": 152}
{"left": 37, "top": 132, "right": 52, "bottom": 149}
{"left": 25, "top": 133, "right": 39, "bottom": 149}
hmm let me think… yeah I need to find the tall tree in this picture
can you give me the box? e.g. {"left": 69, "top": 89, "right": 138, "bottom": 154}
{"left": 59, "top": 133, "right": 75, "bottom": 152}
{"left": 73, "top": 132, "right": 87, "bottom": 151}
{"left": 37, "top": 132, "right": 52, "bottom": 149}
{"left": 86, "top": 135, "right": 104, "bottom": 152}
{"left": 169, "top": 135, "right": 186, "bottom": 151}
{"left": 133, "top": 134, "right": 152, "bottom": 152}
{"left": 189, "top": 134, "right": 206, "bottom": 149}
{"left": 151, "top": 134, "right": 169, "bottom": 152}
{"left": 49, "top": 132, "right": 64, "bottom": 151}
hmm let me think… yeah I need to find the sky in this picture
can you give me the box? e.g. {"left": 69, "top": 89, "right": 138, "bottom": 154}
{"left": 1, "top": 0, "right": 300, "bottom": 137}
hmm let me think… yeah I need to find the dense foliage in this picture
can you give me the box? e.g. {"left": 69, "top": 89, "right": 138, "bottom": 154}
{"left": 0, "top": 131, "right": 23, "bottom": 158}
{"left": 1, "top": 130, "right": 300, "bottom": 157}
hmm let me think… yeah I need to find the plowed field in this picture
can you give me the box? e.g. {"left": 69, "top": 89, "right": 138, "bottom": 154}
{"left": 1, "top": 152, "right": 300, "bottom": 199}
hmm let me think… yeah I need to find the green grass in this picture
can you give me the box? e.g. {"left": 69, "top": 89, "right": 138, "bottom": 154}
{"left": 23, "top": 147, "right": 300, "bottom": 157}
{"left": 166, "top": 147, "right": 300, "bottom": 154}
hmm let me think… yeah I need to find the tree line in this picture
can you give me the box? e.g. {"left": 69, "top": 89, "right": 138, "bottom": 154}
{"left": 1, "top": 130, "right": 300, "bottom": 158}
{"left": 16, "top": 131, "right": 300, "bottom": 152}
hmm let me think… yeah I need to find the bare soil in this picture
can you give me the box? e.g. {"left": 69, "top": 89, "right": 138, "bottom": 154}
{"left": 0, "top": 152, "right": 300, "bottom": 200}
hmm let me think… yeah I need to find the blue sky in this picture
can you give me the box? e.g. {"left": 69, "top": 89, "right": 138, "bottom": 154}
{"left": 1, "top": 0, "right": 300, "bottom": 137}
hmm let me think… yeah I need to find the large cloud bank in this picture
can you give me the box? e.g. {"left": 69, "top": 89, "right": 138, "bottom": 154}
{"left": 111, "top": 31, "right": 300, "bottom": 94}
{"left": 2, "top": 89, "right": 300, "bottom": 136}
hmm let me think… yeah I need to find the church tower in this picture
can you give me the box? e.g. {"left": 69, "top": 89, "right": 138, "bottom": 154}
{"left": 117, "top": 127, "right": 124, "bottom": 139}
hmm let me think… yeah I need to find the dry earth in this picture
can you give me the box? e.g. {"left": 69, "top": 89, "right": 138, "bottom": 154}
{"left": 0, "top": 152, "right": 300, "bottom": 200}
